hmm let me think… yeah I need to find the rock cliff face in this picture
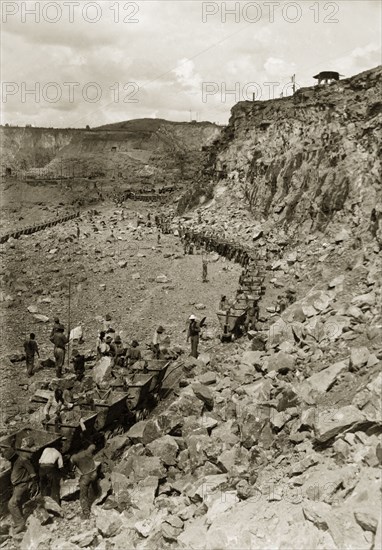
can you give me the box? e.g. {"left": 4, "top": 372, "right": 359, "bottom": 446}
{"left": 1, "top": 119, "right": 221, "bottom": 186}
{"left": 208, "top": 66, "right": 382, "bottom": 236}
{"left": 0, "top": 127, "right": 79, "bottom": 172}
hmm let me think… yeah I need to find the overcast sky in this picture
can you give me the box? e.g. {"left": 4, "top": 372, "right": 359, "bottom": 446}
{"left": 1, "top": 0, "right": 381, "bottom": 127}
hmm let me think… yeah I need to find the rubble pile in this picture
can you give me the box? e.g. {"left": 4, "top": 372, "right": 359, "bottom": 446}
{"left": 7, "top": 221, "right": 379, "bottom": 549}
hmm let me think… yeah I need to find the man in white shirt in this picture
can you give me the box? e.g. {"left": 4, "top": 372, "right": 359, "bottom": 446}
{"left": 152, "top": 325, "right": 165, "bottom": 359}
{"left": 39, "top": 446, "right": 64, "bottom": 504}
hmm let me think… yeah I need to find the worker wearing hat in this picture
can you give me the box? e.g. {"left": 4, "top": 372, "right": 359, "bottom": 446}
{"left": 71, "top": 348, "right": 85, "bottom": 381}
{"left": 50, "top": 317, "right": 65, "bottom": 340}
{"left": 152, "top": 325, "right": 165, "bottom": 359}
{"left": 110, "top": 334, "right": 125, "bottom": 366}
{"left": 187, "top": 315, "right": 204, "bottom": 358}
{"left": 4, "top": 447, "right": 38, "bottom": 533}
{"left": 125, "top": 339, "right": 142, "bottom": 367}
{"left": 103, "top": 314, "right": 115, "bottom": 335}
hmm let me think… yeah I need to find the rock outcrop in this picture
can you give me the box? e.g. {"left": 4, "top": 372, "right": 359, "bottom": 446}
{"left": 206, "top": 66, "right": 382, "bottom": 237}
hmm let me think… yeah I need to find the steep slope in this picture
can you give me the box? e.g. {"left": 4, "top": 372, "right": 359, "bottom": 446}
{"left": 203, "top": 66, "right": 382, "bottom": 237}
{"left": 0, "top": 127, "right": 80, "bottom": 173}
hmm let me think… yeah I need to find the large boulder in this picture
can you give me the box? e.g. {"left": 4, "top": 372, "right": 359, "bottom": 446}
{"left": 95, "top": 508, "right": 122, "bottom": 538}
{"left": 69, "top": 529, "right": 98, "bottom": 547}
{"left": 241, "top": 351, "right": 264, "bottom": 367}
{"left": 300, "top": 360, "right": 347, "bottom": 401}
{"left": 125, "top": 419, "right": 163, "bottom": 445}
{"left": 351, "top": 292, "right": 376, "bottom": 308}
{"left": 161, "top": 515, "right": 184, "bottom": 541}
{"left": 265, "top": 351, "right": 296, "bottom": 374}
{"left": 352, "top": 372, "right": 382, "bottom": 421}
{"left": 314, "top": 405, "right": 366, "bottom": 443}
{"left": 111, "top": 471, "right": 133, "bottom": 507}
{"left": 92, "top": 356, "right": 112, "bottom": 386}
{"left": 116, "top": 455, "right": 166, "bottom": 482}
{"left": 192, "top": 383, "right": 214, "bottom": 409}
{"left": 267, "top": 318, "right": 295, "bottom": 348}
{"left": 147, "top": 435, "right": 179, "bottom": 466}
{"left": 168, "top": 388, "right": 204, "bottom": 418}
{"left": 349, "top": 347, "right": 371, "bottom": 370}
{"left": 130, "top": 476, "right": 159, "bottom": 514}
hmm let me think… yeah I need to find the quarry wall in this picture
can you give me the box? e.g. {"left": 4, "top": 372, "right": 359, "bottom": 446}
{"left": 0, "top": 127, "right": 82, "bottom": 173}
{"left": 1, "top": 120, "right": 222, "bottom": 185}
{"left": 208, "top": 66, "right": 382, "bottom": 236}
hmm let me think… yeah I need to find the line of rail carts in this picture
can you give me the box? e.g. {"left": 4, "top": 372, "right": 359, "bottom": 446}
{"left": 0, "top": 359, "right": 171, "bottom": 514}
{"left": 216, "top": 257, "right": 267, "bottom": 342}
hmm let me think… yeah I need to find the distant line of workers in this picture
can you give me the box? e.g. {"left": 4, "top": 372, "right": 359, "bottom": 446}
{"left": 153, "top": 215, "right": 256, "bottom": 268}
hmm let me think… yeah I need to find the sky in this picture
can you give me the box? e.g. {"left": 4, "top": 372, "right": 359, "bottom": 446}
{"left": 1, "top": 0, "right": 381, "bottom": 127}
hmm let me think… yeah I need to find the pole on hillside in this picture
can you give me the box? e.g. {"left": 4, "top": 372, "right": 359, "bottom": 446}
{"left": 67, "top": 277, "right": 71, "bottom": 370}
{"left": 291, "top": 74, "right": 296, "bottom": 94}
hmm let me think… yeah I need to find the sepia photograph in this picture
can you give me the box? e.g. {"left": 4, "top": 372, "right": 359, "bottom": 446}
{"left": 0, "top": 0, "right": 381, "bottom": 547}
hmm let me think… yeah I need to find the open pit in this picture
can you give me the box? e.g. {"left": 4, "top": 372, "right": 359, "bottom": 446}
{"left": 0, "top": 67, "right": 381, "bottom": 549}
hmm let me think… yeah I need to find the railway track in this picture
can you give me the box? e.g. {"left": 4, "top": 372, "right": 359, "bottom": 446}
{"left": 0, "top": 212, "right": 80, "bottom": 244}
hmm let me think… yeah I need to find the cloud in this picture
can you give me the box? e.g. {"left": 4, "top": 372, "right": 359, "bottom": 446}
{"left": 1, "top": 0, "right": 381, "bottom": 127}
{"left": 264, "top": 57, "right": 296, "bottom": 79}
{"left": 173, "top": 59, "right": 202, "bottom": 91}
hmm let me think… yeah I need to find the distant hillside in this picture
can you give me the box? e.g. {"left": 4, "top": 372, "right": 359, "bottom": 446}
{"left": 1, "top": 119, "right": 222, "bottom": 187}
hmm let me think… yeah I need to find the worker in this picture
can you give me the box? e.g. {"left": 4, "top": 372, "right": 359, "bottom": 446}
{"left": 110, "top": 335, "right": 125, "bottom": 366}
{"left": 105, "top": 335, "right": 113, "bottom": 354}
{"left": 96, "top": 331, "right": 107, "bottom": 359}
{"left": 71, "top": 349, "right": 85, "bottom": 381}
{"left": 71, "top": 443, "right": 100, "bottom": 519}
{"left": 50, "top": 317, "right": 64, "bottom": 339}
{"left": 202, "top": 258, "right": 208, "bottom": 283}
{"left": 5, "top": 447, "right": 38, "bottom": 534}
{"left": 103, "top": 314, "right": 115, "bottom": 334}
{"left": 187, "top": 315, "right": 201, "bottom": 358}
{"left": 50, "top": 327, "right": 68, "bottom": 378}
{"left": 76, "top": 224, "right": 80, "bottom": 239}
{"left": 219, "top": 295, "right": 228, "bottom": 311}
{"left": 23, "top": 333, "right": 40, "bottom": 377}
{"left": 152, "top": 326, "right": 165, "bottom": 359}
{"left": 125, "top": 340, "right": 142, "bottom": 367}
{"left": 38, "top": 444, "right": 64, "bottom": 505}
{"left": 44, "top": 386, "right": 73, "bottom": 427}
{"left": 157, "top": 230, "right": 161, "bottom": 245}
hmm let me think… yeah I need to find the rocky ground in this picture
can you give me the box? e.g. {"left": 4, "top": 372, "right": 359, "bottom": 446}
{"left": 0, "top": 190, "right": 381, "bottom": 549}
{"left": 0, "top": 67, "right": 381, "bottom": 549}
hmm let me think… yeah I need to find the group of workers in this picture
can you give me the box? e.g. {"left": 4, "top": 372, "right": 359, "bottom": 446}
{"left": 111, "top": 186, "right": 175, "bottom": 206}
{"left": 11, "top": 311, "right": 207, "bottom": 534}
{"left": 4, "top": 440, "right": 99, "bottom": 533}
{"left": 180, "top": 227, "right": 252, "bottom": 268}
{"left": 14, "top": 208, "right": 269, "bottom": 535}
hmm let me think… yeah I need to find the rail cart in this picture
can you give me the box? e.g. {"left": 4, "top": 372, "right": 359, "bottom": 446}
{"left": 142, "top": 360, "right": 170, "bottom": 401}
{"left": 127, "top": 359, "right": 171, "bottom": 403}
{"left": 112, "top": 373, "right": 154, "bottom": 420}
{"left": 44, "top": 409, "right": 98, "bottom": 453}
{"left": 0, "top": 427, "right": 62, "bottom": 462}
{"left": 217, "top": 308, "right": 247, "bottom": 342}
{"left": 78, "top": 390, "right": 130, "bottom": 430}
